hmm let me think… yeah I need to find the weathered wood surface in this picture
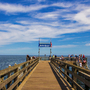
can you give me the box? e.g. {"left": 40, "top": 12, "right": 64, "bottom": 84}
{"left": 21, "top": 61, "right": 73, "bottom": 90}
{"left": 51, "top": 58, "right": 90, "bottom": 90}
{"left": 0, "top": 58, "right": 39, "bottom": 90}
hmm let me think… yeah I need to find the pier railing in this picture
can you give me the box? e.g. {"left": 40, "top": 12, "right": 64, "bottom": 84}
{"left": 0, "top": 58, "right": 39, "bottom": 90}
{"left": 51, "top": 58, "right": 90, "bottom": 90}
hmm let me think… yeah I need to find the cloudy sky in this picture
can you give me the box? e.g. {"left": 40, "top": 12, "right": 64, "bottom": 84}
{"left": 0, "top": 0, "right": 90, "bottom": 55}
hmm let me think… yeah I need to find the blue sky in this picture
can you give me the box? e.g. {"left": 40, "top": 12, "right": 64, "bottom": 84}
{"left": 0, "top": 0, "right": 90, "bottom": 55}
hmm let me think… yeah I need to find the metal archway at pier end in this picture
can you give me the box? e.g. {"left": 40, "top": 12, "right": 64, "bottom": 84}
{"left": 38, "top": 38, "right": 52, "bottom": 60}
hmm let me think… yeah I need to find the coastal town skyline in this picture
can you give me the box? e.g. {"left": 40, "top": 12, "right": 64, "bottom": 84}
{"left": 0, "top": 0, "right": 90, "bottom": 55}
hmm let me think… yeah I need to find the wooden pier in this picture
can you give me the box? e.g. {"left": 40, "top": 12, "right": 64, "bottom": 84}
{"left": 0, "top": 58, "right": 90, "bottom": 90}
{"left": 18, "top": 61, "right": 73, "bottom": 90}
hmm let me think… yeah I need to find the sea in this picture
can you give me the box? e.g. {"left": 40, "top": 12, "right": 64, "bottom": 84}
{"left": 0, "top": 55, "right": 90, "bottom": 70}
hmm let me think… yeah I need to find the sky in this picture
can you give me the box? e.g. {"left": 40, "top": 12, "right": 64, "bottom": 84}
{"left": 0, "top": 0, "right": 90, "bottom": 55}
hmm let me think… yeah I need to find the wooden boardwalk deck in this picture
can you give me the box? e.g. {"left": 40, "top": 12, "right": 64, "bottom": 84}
{"left": 18, "top": 61, "right": 73, "bottom": 90}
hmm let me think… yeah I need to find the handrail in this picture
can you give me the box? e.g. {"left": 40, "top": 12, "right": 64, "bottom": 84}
{"left": 0, "top": 58, "right": 39, "bottom": 90}
{"left": 51, "top": 58, "right": 90, "bottom": 90}
{"left": 0, "top": 59, "right": 36, "bottom": 76}
{"left": 56, "top": 59, "right": 90, "bottom": 74}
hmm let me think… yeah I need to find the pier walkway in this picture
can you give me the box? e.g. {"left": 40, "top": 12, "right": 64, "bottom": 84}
{"left": 0, "top": 58, "right": 90, "bottom": 90}
{"left": 18, "top": 61, "right": 73, "bottom": 90}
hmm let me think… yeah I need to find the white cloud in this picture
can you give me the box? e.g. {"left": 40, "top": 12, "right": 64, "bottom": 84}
{"left": 53, "top": 45, "right": 77, "bottom": 48}
{"left": 51, "top": 2, "right": 72, "bottom": 8}
{"left": 0, "top": 18, "right": 90, "bottom": 46}
{"left": 0, "top": 2, "right": 72, "bottom": 14}
{"left": 85, "top": 43, "right": 90, "bottom": 46}
{"left": 0, "top": 3, "right": 49, "bottom": 13}
{"left": 74, "top": 9, "right": 90, "bottom": 24}
{"left": 0, "top": 1, "right": 90, "bottom": 47}
{"left": 34, "top": 12, "right": 59, "bottom": 20}
{"left": 0, "top": 22, "right": 59, "bottom": 46}
{"left": 16, "top": 21, "right": 31, "bottom": 25}
{"left": 0, "top": 2, "right": 74, "bottom": 14}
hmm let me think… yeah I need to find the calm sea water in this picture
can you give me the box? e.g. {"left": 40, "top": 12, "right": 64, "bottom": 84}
{"left": 0, "top": 55, "right": 26, "bottom": 70}
{"left": 0, "top": 55, "right": 90, "bottom": 70}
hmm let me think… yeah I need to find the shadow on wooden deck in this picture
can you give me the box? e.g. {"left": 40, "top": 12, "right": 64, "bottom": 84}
{"left": 49, "top": 62, "right": 73, "bottom": 90}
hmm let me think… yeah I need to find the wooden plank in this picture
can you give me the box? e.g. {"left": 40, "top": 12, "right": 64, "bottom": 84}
{"left": 0, "top": 60, "right": 38, "bottom": 89}
{"left": 7, "top": 62, "right": 38, "bottom": 90}
{"left": 21, "top": 61, "right": 72, "bottom": 90}
{"left": 52, "top": 61, "right": 84, "bottom": 90}
{"left": 52, "top": 60, "right": 90, "bottom": 89}
{"left": 79, "top": 71, "right": 90, "bottom": 80}
{"left": 17, "top": 62, "right": 39, "bottom": 90}
{"left": 53, "top": 60, "right": 90, "bottom": 87}
{"left": 50, "top": 63, "right": 74, "bottom": 90}
{"left": 0, "top": 61, "right": 37, "bottom": 89}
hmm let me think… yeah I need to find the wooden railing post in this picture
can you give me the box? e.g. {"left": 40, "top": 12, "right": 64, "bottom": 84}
{"left": 23, "top": 64, "right": 26, "bottom": 73}
{"left": 0, "top": 77, "right": 6, "bottom": 90}
{"left": 27, "top": 62, "right": 30, "bottom": 74}
{"left": 72, "top": 67, "right": 77, "bottom": 90}
{"left": 67, "top": 66, "right": 69, "bottom": 82}
{"left": 22, "top": 63, "right": 26, "bottom": 81}
{"left": 60, "top": 65, "right": 62, "bottom": 75}
{"left": 13, "top": 63, "right": 18, "bottom": 90}
{"left": 0, "top": 77, "right": 2, "bottom": 83}
{"left": 65, "top": 64, "right": 67, "bottom": 80}
{"left": 85, "top": 58, "right": 88, "bottom": 69}
{"left": 85, "top": 62, "right": 89, "bottom": 90}
{"left": 7, "top": 65, "right": 11, "bottom": 89}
